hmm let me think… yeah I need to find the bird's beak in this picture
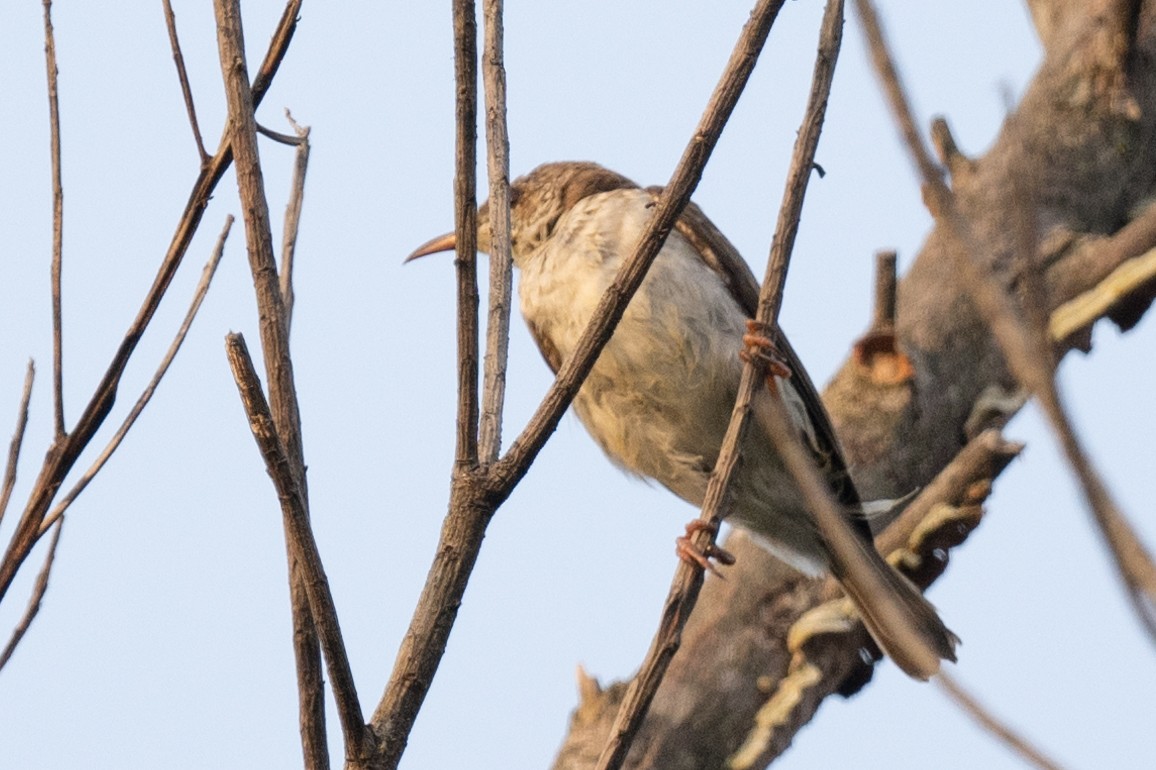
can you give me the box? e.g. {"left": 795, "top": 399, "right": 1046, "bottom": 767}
{"left": 404, "top": 231, "right": 457, "bottom": 263}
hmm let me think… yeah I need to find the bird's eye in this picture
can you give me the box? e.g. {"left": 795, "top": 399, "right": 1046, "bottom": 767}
{"left": 509, "top": 186, "right": 522, "bottom": 207}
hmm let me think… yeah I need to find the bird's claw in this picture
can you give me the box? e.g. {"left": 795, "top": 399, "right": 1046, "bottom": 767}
{"left": 741, "top": 320, "right": 792, "bottom": 387}
{"left": 676, "top": 519, "right": 736, "bottom": 577}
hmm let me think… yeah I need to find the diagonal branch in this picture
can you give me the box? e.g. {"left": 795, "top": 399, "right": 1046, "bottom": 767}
{"left": 162, "top": 0, "right": 209, "bottom": 165}
{"left": 937, "top": 672, "right": 1068, "bottom": 770}
{"left": 0, "top": 363, "right": 34, "bottom": 528}
{"left": 0, "top": 517, "right": 63, "bottom": 672}
{"left": 592, "top": 2, "right": 845, "bottom": 767}
{"left": 37, "top": 217, "right": 233, "bottom": 537}
{"left": 225, "top": 334, "right": 371, "bottom": 762}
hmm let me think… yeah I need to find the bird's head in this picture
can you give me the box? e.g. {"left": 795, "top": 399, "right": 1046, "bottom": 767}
{"left": 406, "top": 161, "right": 636, "bottom": 266}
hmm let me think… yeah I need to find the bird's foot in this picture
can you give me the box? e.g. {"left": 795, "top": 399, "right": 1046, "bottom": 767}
{"left": 741, "top": 320, "right": 792, "bottom": 390}
{"left": 676, "top": 519, "right": 736, "bottom": 577}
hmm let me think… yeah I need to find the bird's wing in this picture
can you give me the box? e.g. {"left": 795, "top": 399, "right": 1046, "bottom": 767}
{"left": 648, "top": 187, "right": 864, "bottom": 517}
{"left": 524, "top": 316, "right": 564, "bottom": 373}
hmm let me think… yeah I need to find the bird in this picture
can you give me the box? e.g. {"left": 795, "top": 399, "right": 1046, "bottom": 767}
{"left": 407, "top": 161, "right": 957, "bottom": 679}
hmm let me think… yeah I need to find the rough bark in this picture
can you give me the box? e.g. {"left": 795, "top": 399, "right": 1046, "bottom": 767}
{"left": 552, "top": 3, "right": 1156, "bottom": 767}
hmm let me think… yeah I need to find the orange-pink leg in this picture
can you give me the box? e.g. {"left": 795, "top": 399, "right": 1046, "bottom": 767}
{"left": 740, "top": 319, "right": 792, "bottom": 391}
{"left": 676, "top": 519, "right": 736, "bottom": 577}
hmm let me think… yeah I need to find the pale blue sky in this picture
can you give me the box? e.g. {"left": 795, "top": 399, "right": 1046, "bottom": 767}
{"left": 1, "top": 2, "right": 1153, "bottom": 768}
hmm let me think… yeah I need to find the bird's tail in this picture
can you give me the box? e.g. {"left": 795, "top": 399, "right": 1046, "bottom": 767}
{"left": 828, "top": 532, "right": 959, "bottom": 680}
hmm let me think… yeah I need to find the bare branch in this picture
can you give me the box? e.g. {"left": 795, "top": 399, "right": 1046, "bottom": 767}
{"left": 279, "top": 112, "right": 310, "bottom": 330}
{"left": 871, "top": 249, "right": 898, "bottom": 331}
{"left": 874, "top": 428, "right": 1021, "bottom": 559}
{"left": 38, "top": 217, "right": 233, "bottom": 536}
{"left": 937, "top": 672, "right": 1068, "bottom": 770}
{"left": 593, "top": 2, "right": 842, "bottom": 767}
{"left": 42, "top": 0, "right": 65, "bottom": 438}
{"left": 367, "top": 5, "right": 483, "bottom": 763}
{"left": 162, "top": 0, "right": 209, "bottom": 165}
{"left": 225, "top": 333, "right": 371, "bottom": 763}
{"left": 478, "top": 0, "right": 513, "bottom": 464}
{"left": 453, "top": 0, "right": 480, "bottom": 468}
{"left": 0, "top": 518, "right": 63, "bottom": 672}
{"left": 0, "top": 363, "right": 34, "bottom": 528}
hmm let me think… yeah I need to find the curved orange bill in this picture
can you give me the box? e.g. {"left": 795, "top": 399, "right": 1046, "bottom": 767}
{"left": 404, "top": 232, "right": 457, "bottom": 263}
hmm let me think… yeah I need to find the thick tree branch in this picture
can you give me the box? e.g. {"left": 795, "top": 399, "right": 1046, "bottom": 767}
{"left": 855, "top": 0, "right": 1156, "bottom": 644}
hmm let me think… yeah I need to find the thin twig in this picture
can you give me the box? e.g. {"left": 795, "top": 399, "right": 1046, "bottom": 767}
{"left": 279, "top": 111, "right": 310, "bottom": 330}
{"left": 0, "top": 363, "right": 35, "bottom": 528}
{"left": 38, "top": 217, "right": 234, "bottom": 536}
{"left": 0, "top": 0, "right": 302, "bottom": 604}
{"left": 256, "top": 121, "right": 306, "bottom": 146}
{"left": 872, "top": 249, "right": 898, "bottom": 331}
{"left": 478, "top": 0, "right": 513, "bottom": 464}
{"left": 162, "top": 0, "right": 209, "bottom": 165}
{"left": 856, "top": 0, "right": 1156, "bottom": 645}
{"left": 453, "top": 0, "right": 481, "bottom": 468}
{"left": 225, "top": 334, "right": 371, "bottom": 762}
{"left": 367, "top": 4, "right": 481, "bottom": 764}
{"left": 214, "top": 1, "right": 364, "bottom": 763}
{"left": 593, "top": 2, "right": 840, "bottom": 767}
{"left": 42, "top": 0, "right": 65, "bottom": 438}
{"left": 0, "top": 517, "right": 63, "bottom": 672}
{"left": 938, "top": 672, "right": 1068, "bottom": 770}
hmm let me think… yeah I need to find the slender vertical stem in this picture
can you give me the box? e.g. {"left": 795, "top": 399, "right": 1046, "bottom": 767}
{"left": 162, "top": 0, "right": 210, "bottom": 164}
{"left": 42, "top": 0, "right": 65, "bottom": 438}
{"left": 479, "top": 0, "right": 513, "bottom": 464}
{"left": 453, "top": 0, "right": 480, "bottom": 468}
{"left": 280, "top": 113, "right": 310, "bottom": 332}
